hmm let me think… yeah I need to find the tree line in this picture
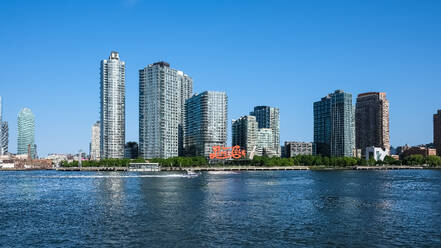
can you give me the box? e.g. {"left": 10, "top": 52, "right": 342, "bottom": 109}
{"left": 60, "top": 154, "right": 441, "bottom": 167}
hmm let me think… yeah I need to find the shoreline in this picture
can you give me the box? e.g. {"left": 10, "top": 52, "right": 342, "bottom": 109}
{"left": 1, "top": 165, "right": 438, "bottom": 171}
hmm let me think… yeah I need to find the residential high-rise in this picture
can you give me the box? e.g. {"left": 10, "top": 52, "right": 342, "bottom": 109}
{"left": 90, "top": 121, "right": 100, "bottom": 160}
{"left": 250, "top": 106, "right": 280, "bottom": 156}
{"left": 314, "top": 90, "right": 355, "bottom": 157}
{"left": 1, "top": 121, "right": 8, "bottom": 155}
{"left": 17, "top": 108, "right": 36, "bottom": 158}
{"left": 232, "top": 115, "right": 258, "bottom": 156}
{"left": 355, "top": 92, "right": 390, "bottom": 155}
{"left": 139, "top": 62, "right": 192, "bottom": 159}
{"left": 257, "top": 128, "right": 276, "bottom": 156}
{"left": 434, "top": 110, "right": 441, "bottom": 156}
{"left": 185, "top": 91, "right": 227, "bottom": 157}
{"left": 100, "top": 51, "right": 125, "bottom": 159}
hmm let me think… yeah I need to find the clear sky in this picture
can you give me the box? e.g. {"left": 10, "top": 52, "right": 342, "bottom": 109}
{"left": 1, "top": 0, "right": 440, "bottom": 156}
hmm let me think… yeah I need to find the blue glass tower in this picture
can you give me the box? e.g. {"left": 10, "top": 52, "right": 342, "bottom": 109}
{"left": 17, "top": 108, "right": 36, "bottom": 158}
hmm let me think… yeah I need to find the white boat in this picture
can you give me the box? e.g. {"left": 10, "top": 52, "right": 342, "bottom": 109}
{"left": 185, "top": 169, "right": 198, "bottom": 177}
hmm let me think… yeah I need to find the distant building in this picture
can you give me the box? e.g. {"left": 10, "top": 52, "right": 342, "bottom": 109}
{"left": 185, "top": 91, "right": 227, "bottom": 157}
{"left": 90, "top": 121, "right": 100, "bottom": 160}
{"left": 100, "top": 51, "right": 125, "bottom": 158}
{"left": 355, "top": 92, "right": 390, "bottom": 156}
{"left": 17, "top": 108, "right": 36, "bottom": 159}
{"left": 434, "top": 110, "right": 441, "bottom": 156}
{"left": 401, "top": 146, "right": 437, "bottom": 158}
{"left": 284, "top": 141, "right": 313, "bottom": 157}
{"left": 139, "top": 62, "right": 193, "bottom": 159}
{"left": 124, "top": 142, "right": 139, "bottom": 159}
{"left": 396, "top": 144, "right": 410, "bottom": 156}
{"left": 314, "top": 90, "right": 355, "bottom": 157}
{"left": 1, "top": 121, "right": 8, "bottom": 155}
{"left": 232, "top": 115, "right": 258, "bottom": 157}
{"left": 250, "top": 106, "right": 280, "bottom": 157}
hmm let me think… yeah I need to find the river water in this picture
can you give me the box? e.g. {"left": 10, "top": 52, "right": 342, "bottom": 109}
{"left": 0, "top": 170, "right": 440, "bottom": 247}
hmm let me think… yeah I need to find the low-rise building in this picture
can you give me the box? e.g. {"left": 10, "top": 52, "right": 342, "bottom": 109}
{"left": 401, "top": 146, "right": 437, "bottom": 158}
{"left": 284, "top": 142, "right": 313, "bottom": 157}
{"left": 366, "top": 146, "right": 388, "bottom": 161}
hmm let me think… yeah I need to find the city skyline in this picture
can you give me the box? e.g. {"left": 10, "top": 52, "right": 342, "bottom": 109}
{"left": 1, "top": 0, "right": 441, "bottom": 156}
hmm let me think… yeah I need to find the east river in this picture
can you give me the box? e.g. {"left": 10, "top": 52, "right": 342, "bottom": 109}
{"left": 1, "top": 170, "right": 440, "bottom": 247}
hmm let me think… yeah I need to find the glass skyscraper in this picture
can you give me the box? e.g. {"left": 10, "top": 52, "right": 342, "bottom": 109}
{"left": 0, "top": 96, "right": 7, "bottom": 155}
{"left": 184, "top": 91, "right": 227, "bottom": 157}
{"left": 100, "top": 51, "right": 125, "bottom": 159}
{"left": 314, "top": 90, "right": 355, "bottom": 157}
{"left": 139, "top": 62, "right": 193, "bottom": 159}
{"left": 1, "top": 121, "right": 8, "bottom": 155}
{"left": 17, "top": 108, "right": 36, "bottom": 158}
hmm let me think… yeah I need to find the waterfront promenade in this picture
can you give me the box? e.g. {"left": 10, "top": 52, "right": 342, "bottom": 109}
{"left": 53, "top": 165, "right": 427, "bottom": 172}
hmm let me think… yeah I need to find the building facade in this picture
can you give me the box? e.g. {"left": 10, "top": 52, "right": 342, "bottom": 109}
{"left": 1, "top": 121, "right": 8, "bottom": 155}
{"left": 401, "top": 146, "right": 437, "bottom": 158}
{"left": 0, "top": 96, "right": 7, "bottom": 155}
{"left": 434, "top": 110, "right": 441, "bottom": 156}
{"left": 250, "top": 106, "right": 280, "bottom": 156}
{"left": 355, "top": 92, "right": 390, "bottom": 155}
{"left": 232, "top": 115, "right": 258, "bottom": 157}
{"left": 90, "top": 121, "right": 100, "bottom": 160}
{"left": 185, "top": 91, "right": 227, "bottom": 157}
{"left": 284, "top": 141, "right": 313, "bottom": 157}
{"left": 100, "top": 51, "right": 125, "bottom": 159}
{"left": 257, "top": 128, "right": 277, "bottom": 157}
{"left": 139, "top": 62, "right": 193, "bottom": 158}
{"left": 17, "top": 108, "right": 36, "bottom": 158}
{"left": 124, "top": 142, "right": 139, "bottom": 159}
{"left": 314, "top": 90, "right": 355, "bottom": 157}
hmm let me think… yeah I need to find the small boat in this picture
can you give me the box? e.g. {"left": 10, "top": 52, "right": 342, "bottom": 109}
{"left": 185, "top": 169, "right": 198, "bottom": 177}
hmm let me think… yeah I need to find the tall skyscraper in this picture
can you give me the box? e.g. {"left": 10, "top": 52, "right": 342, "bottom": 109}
{"left": 100, "top": 51, "right": 125, "bottom": 159}
{"left": 0, "top": 96, "right": 5, "bottom": 155}
{"left": 1, "top": 121, "right": 8, "bottom": 155}
{"left": 250, "top": 106, "right": 280, "bottom": 156}
{"left": 434, "top": 110, "right": 441, "bottom": 156}
{"left": 90, "top": 121, "right": 100, "bottom": 160}
{"left": 185, "top": 91, "right": 227, "bottom": 157}
{"left": 355, "top": 92, "right": 390, "bottom": 155}
{"left": 232, "top": 115, "right": 258, "bottom": 156}
{"left": 17, "top": 108, "right": 36, "bottom": 158}
{"left": 139, "top": 62, "right": 193, "bottom": 159}
{"left": 314, "top": 90, "right": 355, "bottom": 157}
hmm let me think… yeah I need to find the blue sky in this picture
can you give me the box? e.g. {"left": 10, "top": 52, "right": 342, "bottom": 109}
{"left": 1, "top": 0, "right": 440, "bottom": 156}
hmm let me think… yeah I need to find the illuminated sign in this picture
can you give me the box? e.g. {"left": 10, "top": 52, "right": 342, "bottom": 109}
{"left": 209, "top": 145, "right": 246, "bottom": 159}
